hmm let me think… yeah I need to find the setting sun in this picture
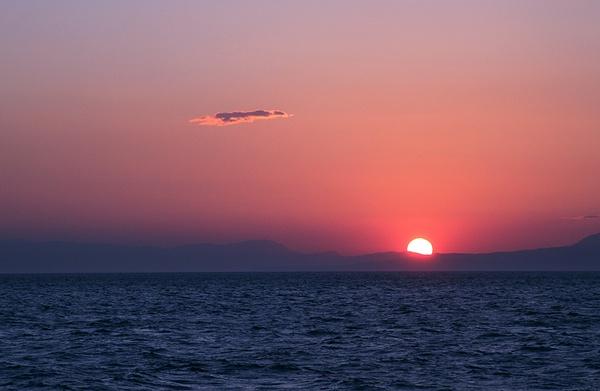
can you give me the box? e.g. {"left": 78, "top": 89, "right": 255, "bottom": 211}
{"left": 407, "top": 238, "right": 433, "bottom": 255}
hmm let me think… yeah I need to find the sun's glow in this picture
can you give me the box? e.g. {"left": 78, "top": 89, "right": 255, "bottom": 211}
{"left": 407, "top": 238, "right": 433, "bottom": 255}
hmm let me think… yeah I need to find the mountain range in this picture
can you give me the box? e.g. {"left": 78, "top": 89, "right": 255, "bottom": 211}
{"left": 1, "top": 233, "right": 599, "bottom": 273}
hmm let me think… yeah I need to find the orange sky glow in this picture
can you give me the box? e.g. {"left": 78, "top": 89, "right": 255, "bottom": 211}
{"left": 1, "top": 1, "right": 599, "bottom": 254}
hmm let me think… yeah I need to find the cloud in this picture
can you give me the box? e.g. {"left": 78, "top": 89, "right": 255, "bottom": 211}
{"left": 563, "top": 214, "right": 599, "bottom": 221}
{"left": 189, "top": 109, "right": 291, "bottom": 127}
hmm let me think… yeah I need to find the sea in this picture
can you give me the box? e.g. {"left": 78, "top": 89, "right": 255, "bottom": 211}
{"left": 1, "top": 272, "right": 600, "bottom": 390}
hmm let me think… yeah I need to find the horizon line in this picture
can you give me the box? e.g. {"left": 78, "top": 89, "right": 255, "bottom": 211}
{"left": 1, "top": 231, "right": 598, "bottom": 257}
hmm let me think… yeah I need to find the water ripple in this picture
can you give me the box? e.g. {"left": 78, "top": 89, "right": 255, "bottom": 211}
{"left": 1, "top": 272, "right": 600, "bottom": 389}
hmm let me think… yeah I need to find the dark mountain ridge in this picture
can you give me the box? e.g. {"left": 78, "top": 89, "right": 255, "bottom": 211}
{"left": 1, "top": 233, "right": 599, "bottom": 273}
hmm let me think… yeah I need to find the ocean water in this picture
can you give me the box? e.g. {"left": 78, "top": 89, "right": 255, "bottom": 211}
{"left": 1, "top": 272, "right": 600, "bottom": 390}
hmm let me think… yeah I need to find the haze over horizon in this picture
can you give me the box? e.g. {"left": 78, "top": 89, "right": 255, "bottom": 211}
{"left": 2, "top": 1, "right": 600, "bottom": 254}
{"left": 2, "top": 230, "right": 600, "bottom": 257}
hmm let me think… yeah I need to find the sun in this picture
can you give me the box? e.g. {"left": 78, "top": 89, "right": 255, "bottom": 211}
{"left": 407, "top": 238, "right": 433, "bottom": 255}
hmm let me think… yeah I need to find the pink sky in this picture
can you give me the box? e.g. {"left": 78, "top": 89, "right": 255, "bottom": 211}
{"left": 1, "top": 1, "right": 599, "bottom": 253}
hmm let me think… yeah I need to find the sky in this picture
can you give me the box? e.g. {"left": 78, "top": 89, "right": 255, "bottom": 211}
{"left": 1, "top": 0, "right": 599, "bottom": 254}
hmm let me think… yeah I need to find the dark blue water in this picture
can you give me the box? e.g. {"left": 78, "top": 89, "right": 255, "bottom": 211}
{"left": 1, "top": 272, "right": 600, "bottom": 390}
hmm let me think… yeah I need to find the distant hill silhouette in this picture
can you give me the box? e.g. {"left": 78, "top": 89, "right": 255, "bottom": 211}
{"left": 1, "top": 233, "right": 599, "bottom": 273}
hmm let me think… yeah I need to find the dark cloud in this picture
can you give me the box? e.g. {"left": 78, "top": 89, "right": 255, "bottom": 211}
{"left": 563, "top": 214, "right": 599, "bottom": 221}
{"left": 189, "top": 109, "right": 291, "bottom": 126}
